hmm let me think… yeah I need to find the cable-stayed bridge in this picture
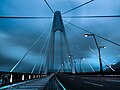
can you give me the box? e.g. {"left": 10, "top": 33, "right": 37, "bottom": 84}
{"left": 0, "top": 0, "right": 120, "bottom": 90}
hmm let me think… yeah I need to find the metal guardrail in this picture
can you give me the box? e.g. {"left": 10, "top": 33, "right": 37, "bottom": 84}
{"left": 0, "top": 71, "right": 47, "bottom": 87}
{"left": 60, "top": 71, "right": 120, "bottom": 77}
{"left": 41, "top": 73, "right": 54, "bottom": 90}
{"left": 1, "top": 71, "right": 119, "bottom": 89}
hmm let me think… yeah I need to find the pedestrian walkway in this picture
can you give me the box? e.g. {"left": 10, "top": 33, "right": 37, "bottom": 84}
{"left": 0, "top": 74, "right": 54, "bottom": 90}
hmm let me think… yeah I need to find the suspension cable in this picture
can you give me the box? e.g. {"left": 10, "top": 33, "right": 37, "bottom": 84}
{"left": 43, "top": 30, "right": 53, "bottom": 74}
{"left": 65, "top": 25, "right": 80, "bottom": 54}
{"left": 44, "top": 0, "right": 54, "bottom": 13}
{"left": 38, "top": 65, "right": 42, "bottom": 74}
{"left": 37, "top": 30, "right": 51, "bottom": 74}
{"left": 66, "top": 25, "right": 91, "bottom": 73}
{"left": 64, "top": 20, "right": 120, "bottom": 47}
{"left": 10, "top": 29, "right": 48, "bottom": 72}
{"left": 83, "top": 58, "right": 95, "bottom": 72}
{"left": 66, "top": 24, "right": 114, "bottom": 72}
{"left": 31, "top": 30, "right": 49, "bottom": 74}
{"left": 66, "top": 25, "right": 95, "bottom": 72}
{"left": 42, "top": 46, "right": 49, "bottom": 74}
{"left": 43, "top": 45, "right": 50, "bottom": 74}
{"left": 88, "top": 47, "right": 115, "bottom": 72}
{"left": 30, "top": 23, "right": 51, "bottom": 74}
{"left": 63, "top": 15, "right": 120, "bottom": 18}
{"left": 62, "top": 0, "right": 94, "bottom": 15}
{"left": 65, "top": 28, "right": 77, "bottom": 72}
{"left": 81, "top": 64, "right": 85, "bottom": 73}
{"left": 0, "top": 16, "right": 53, "bottom": 19}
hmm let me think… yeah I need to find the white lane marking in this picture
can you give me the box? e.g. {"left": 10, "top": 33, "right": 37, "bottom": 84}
{"left": 106, "top": 79, "right": 120, "bottom": 83}
{"left": 81, "top": 77, "right": 89, "bottom": 79}
{"left": 55, "top": 77, "right": 66, "bottom": 90}
{"left": 83, "top": 81, "right": 103, "bottom": 87}
{"left": 69, "top": 78, "right": 74, "bottom": 80}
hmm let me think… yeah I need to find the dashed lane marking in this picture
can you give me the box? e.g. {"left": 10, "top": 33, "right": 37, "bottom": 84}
{"left": 83, "top": 81, "right": 104, "bottom": 87}
{"left": 69, "top": 78, "right": 74, "bottom": 80}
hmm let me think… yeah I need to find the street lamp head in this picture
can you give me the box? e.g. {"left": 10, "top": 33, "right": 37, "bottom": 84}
{"left": 84, "top": 34, "right": 94, "bottom": 37}
{"left": 68, "top": 55, "right": 72, "bottom": 58}
{"left": 65, "top": 60, "right": 67, "bottom": 62}
{"left": 84, "top": 34, "right": 89, "bottom": 37}
{"left": 80, "top": 57, "right": 84, "bottom": 59}
{"left": 99, "top": 46, "right": 106, "bottom": 49}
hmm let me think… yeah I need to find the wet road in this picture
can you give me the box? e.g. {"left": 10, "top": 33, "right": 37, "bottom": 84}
{"left": 56, "top": 74, "right": 120, "bottom": 90}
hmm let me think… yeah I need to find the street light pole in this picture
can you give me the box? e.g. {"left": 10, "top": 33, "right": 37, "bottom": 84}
{"left": 84, "top": 34, "right": 105, "bottom": 75}
{"left": 74, "top": 60, "right": 76, "bottom": 73}
{"left": 80, "top": 58, "right": 82, "bottom": 73}
{"left": 92, "top": 34, "right": 103, "bottom": 75}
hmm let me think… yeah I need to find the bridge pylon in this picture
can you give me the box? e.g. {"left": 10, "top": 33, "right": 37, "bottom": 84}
{"left": 44, "top": 11, "right": 75, "bottom": 74}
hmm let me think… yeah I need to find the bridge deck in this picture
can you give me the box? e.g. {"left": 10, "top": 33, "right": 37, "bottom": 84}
{"left": 56, "top": 74, "right": 120, "bottom": 90}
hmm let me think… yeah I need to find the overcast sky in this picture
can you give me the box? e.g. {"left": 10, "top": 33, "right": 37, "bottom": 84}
{"left": 0, "top": 0, "right": 120, "bottom": 73}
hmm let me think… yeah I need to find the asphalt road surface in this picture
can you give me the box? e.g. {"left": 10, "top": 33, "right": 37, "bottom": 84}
{"left": 56, "top": 74, "right": 120, "bottom": 90}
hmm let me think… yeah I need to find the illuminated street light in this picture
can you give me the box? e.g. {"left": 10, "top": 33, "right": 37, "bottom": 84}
{"left": 68, "top": 55, "right": 72, "bottom": 58}
{"left": 84, "top": 34, "right": 94, "bottom": 37}
{"left": 84, "top": 34, "right": 106, "bottom": 76}
{"left": 99, "top": 46, "right": 106, "bottom": 49}
{"left": 74, "top": 60, "right": 77, "bottom": 73}
{"left": 84, "top": 34, "right": 88, "bottom": 37}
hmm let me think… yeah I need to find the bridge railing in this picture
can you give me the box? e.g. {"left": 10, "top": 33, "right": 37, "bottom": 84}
{"left": 59, "top": 71, "right": 120, "bottom": 77}
{"left": 0, "top": 71, "right": 47, "bottom": 87}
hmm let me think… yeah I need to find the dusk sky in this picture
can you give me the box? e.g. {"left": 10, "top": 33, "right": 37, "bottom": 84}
{"left": 0, "top": 0, "right": 120, "bottom": 73}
